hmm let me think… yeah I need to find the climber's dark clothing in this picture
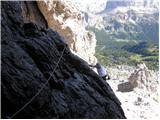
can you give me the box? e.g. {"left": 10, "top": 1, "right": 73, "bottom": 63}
{"left": 102, "top": 75, "right": 110, "bottom": 81}
{"left": 102, "top": 75, "right": 107, "bottom": 81}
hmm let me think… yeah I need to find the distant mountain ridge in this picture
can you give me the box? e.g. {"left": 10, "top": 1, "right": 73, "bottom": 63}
{"left": 101, "top": 0, "right": 159, "bottom": 13}
{"left": 70, "top": 0, "right": 159, "bottom": 15}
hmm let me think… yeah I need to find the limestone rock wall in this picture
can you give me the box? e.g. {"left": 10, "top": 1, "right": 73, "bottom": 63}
{"left": 37, "top": 0, "right": 97, "bottom": 64}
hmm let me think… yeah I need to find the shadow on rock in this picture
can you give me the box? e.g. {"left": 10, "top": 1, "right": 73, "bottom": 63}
{"left": 117, "top": 82, "right": 134, "bottom": 92}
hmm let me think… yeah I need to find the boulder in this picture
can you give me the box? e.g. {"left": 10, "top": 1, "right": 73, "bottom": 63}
{"left": 128, "top": 63, "right": 158, "bottom": 93}
{"left": 118, "top": 82, "right": 134, "bottom": 92}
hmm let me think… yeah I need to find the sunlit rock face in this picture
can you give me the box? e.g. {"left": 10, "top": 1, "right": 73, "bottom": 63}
{"left": 37, "top": 0, "right": 97, "bottom": 65}
{"left": 128, "top": 63, "right": 159, "bottom": 93}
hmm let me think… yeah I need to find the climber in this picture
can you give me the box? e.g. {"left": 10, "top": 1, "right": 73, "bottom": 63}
{"left": 90, "top": 63, "right": 110, "bottom": 81}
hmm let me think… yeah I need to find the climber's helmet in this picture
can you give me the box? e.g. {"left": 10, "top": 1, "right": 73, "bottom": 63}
{"left": 96, "top": 63, "right": 101, "bottom": 69}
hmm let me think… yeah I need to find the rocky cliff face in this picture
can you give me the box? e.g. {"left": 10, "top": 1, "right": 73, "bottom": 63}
{"left": 1, "top": 1, "right": 125, "bottom": 119}
{"left": 36, "top": 0, "right": 97, "bottom": 65}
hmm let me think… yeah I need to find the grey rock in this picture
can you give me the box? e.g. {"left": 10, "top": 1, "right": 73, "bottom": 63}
{"left": 1, "top": 1, "right": 126, "bottom": 119}
{"left": 118, "top": 82, "right": 134, "bottom": 92}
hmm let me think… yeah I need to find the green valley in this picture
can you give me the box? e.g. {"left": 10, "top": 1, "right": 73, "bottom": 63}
{"left": 87, "top": 10, "right": 159, "bottom": 70}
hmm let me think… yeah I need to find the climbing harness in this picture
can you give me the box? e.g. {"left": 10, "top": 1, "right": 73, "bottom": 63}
{"left": 9, "top": 45, "right": 66, "bottom": 118}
